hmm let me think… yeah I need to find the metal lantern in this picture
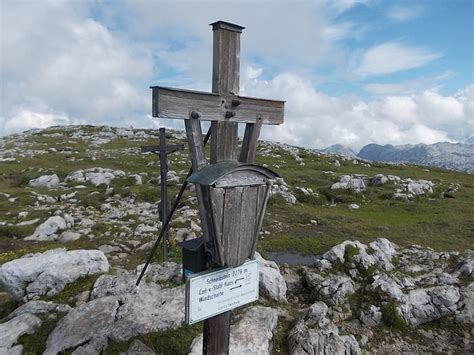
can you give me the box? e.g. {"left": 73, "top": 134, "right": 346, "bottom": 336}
{"left": 188, "top": 161, "right": 278, "bottom": 267}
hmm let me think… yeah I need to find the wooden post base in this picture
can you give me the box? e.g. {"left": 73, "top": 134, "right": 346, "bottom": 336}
{"left": 203, "top": 312, "right": 231, "bottom": 355}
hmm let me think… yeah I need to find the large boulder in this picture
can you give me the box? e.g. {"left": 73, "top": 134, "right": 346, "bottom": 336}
{"left": 189, "top": 306, "right": 279, "bottom": 355}
{"left": 331, "top": 175, "right": 366, "bottom": 193}
{"left": 455, "top": 283, "right": 474, "bottom": 324}
{"left": 255, "top": 252, "right": 287, "bottom": 302}
{"left": 305, "top": 271, "right": 355, "bottom": 306}
{"left": 65, "top": 168, "right": 126, "bottom": 187}
{"left": 44, "top": 272, "right": 184, "bottom": 355}
{"left": 7, "top": 300, "right": 72, "bottom": 319}
{"left": 0, "top": 248, "right": 109, "bottom": 301}
{"left": 0, "top": 313, "right": 42, "bottom": 355}
{"left": 28, "top": 174, "right": 60, "bottom": 188}
{"left": 288, "top": 301, "right": 361, "bottom": 355}
{"left": 317, "top": 238, "right": 397, "bottom": 272}
{"left": 24, "top": 216, "right": 68, "bottom": 241}
{"left": 400, "top": 285, "right": 460, "bottom": 326}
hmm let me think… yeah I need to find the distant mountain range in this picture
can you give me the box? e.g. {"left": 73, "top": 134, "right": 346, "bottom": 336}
{"left": 321, "top": 144, "right": 357, "bottom": 158}
{"left": 322, "top": 141, "right": 474, "bottom": 173}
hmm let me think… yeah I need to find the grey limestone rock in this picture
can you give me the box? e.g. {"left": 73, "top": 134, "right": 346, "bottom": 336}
{"left": 331, "top": 175, "right": 366, "bottom": 193}
{"left": 370, "top": 274, "right": 405, "bottom": 302}
{"left": 24, "top": 216, "right": 67, "bottom": 241}
{"left": 305, "top": 271, "right": 355, "bottom": 306}
{"left": 255, "top": 252, "right": 287, "bottom": 302}
{"left": 45, "top": 273, "right": 185, "bottom": 355}
{"left": 28, "top": 174, "right": 60, "bottom": 188}
{"left": 288, "top": 301, "right": 361, "bottom": 355}
{"left": 400, "top": 285, "right": 460, "bottom": 326}
{"left": 455, "top": 282, "right": 474, "bottom": 324}
{"left": 0, "top": 248, "right": 109, "bottom": 301}
{"left": 360, "top": 305, "right": 382, "bottom": 326}
{"left": 0, "top": 313, "right": 42, "bottom": 355}
{"left": 124, "top": 339, "right": 155, "bottom": 354}
{"left": 135, "top": 262, "right": 182, "bottom": 284}
{"left": 7, "top": 300, "right": 72, "bottom": 319}
{"left": 189, "top": 306, "right": 279, "bottom": 355}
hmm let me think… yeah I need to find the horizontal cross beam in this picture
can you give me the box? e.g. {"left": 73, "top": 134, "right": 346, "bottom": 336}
{"left": 151, "top": 86, "right": 284, "bottom": 125}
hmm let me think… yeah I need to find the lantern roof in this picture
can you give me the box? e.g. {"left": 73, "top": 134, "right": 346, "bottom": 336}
{"left": 187, "top": 161, "right": 279, "bottom": 186}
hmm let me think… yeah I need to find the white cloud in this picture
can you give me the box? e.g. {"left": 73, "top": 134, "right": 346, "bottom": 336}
{"left": 1, "top": 0, "right": 152, "bottom": 133}
{"left": 387, "top": 5, "right": 422, "bottom": 23}
{"left": 1, "top": 108, "right": 71, "bottom": 134}
{"left": 241, "top": 69, "right": 471, "bottom": 151}
{"left": 357, "top": 42, "right": 441, "bottom": 77}
{"left": 364, "top": 71, "right": 454, "bottom": 95}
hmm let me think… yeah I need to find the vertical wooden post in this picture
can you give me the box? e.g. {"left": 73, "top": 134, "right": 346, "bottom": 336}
{"left": 204, "top": 21, "right": 245, "bottom": 355}
{"left": 210, "top": 21, "right": 244, "bottom": 164}
{"left": 159, "top": 128, "right": 169, "bottom": 260}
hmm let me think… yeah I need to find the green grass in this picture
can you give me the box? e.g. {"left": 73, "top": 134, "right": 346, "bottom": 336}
{"left": 105, "top": 323, "right": 203, "bottom": 355}
{"left": 19, "top": 315, "right": 64, "bottom": 354}
{"left": 381, "top": 301, "right": 406, "bottom": 330}
{"left": 42, "top": 274, "right": 99, "bottom": 306}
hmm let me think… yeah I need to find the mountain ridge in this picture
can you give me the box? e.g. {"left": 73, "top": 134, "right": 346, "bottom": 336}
{"left": 357, "top": 141, "right": 473, "bottom": 173}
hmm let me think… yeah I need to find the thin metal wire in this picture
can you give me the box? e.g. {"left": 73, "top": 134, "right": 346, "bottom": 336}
{"left": 136, "top": 128, "right": 211, "bottom": 287}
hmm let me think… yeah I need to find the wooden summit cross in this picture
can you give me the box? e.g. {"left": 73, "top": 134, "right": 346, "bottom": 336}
{"left": 141, "top": 128, "right": 184, "bottom": 259}
{"left": 151, "top": 21, "right": 284, "bottom": 355}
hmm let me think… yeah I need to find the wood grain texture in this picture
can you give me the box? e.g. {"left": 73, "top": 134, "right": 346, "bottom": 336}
{"left": 239, "top": 186, "right": 258, "bottom": 262}
{"left": 221, "top": 187, "right": 243, "bottom": 267}
{"left": 203, "top": 311, "right": 231, "bottom": 355}
{"left": 211, "top": 121, "right": 238, "bottom": 163}
{"left": 250, "top": 183, "right": 271, "bottom": 257}
{"left": 239, "top": 120, "right": 263, "bottom": 163}
{"left": 185, "top": 119, "right": 208, "bottom": 170}
{"left": 212, "top": 28, "right": 240, "bottom": 95}
{"left": 209, "top": 188, "right": 225, "bottom": 266}
{"left": 151, "top": 87, "right": 284, "bottom": 125}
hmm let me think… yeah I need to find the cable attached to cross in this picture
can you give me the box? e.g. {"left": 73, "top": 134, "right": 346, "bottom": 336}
{"left": 135, "top": 128, "right": 211, "bottom": 288}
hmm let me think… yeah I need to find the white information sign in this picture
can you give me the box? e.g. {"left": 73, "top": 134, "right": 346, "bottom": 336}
{"left": 185, "top": 259, "right": 259, "bottom": 325}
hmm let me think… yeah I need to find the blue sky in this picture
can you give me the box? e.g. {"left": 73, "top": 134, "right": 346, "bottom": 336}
{"left": 1, "top": 0, "right": 473, "bottom": 150}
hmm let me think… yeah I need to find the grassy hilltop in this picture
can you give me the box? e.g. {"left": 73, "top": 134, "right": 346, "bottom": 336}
{"left": 0, "top": 125, "right": 472, "bottom": 263}
{"left": 0, "top": 125, "right": 473, "bottom": 353}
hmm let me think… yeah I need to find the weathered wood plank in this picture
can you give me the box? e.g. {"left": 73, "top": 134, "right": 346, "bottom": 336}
{"left": 151, "top": 86, "right": 284, "bottom": 125}
{"left": 239, "top": 120, "right": 263, "bottom": 163}
{"left": 203, "top": 311, "right": 231, "bottom": 355}
{"left": 212, "top": 26, "right": 240, "bottom": 95}
{"left": 239, "top": 186, "right": 258, "bottom": 262}
{"left": 209, "top": 188, "right": 225, "bottom": 266}
{"left": 211, "top": 121, "right": 238, "bottom": 163}
{"left": 250, "top": 183, "right": 271, "bottom": 257}
{"left": 184, "top": 119, "right": 215, "bottom": 260}
{"left": 184, "top": 118, "right": 207, "bottom": 170}
{"left": 222, "top": 187, "right": 244, "bottom": 267}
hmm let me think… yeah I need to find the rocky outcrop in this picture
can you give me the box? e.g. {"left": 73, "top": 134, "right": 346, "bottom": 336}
{"left": 24, "top": 214, "right": 74, "bottom": 241}
{"left": 7, "top": 300, "right": 72, "bottom": 319}
{"left": 189, "top": 306, "right": 279, "bottom": 355}
{"left": 255, "top": 252, "right": 287, "bottom": 302}
{"left": 0, "top": 313, "right": 42, "bottom": 355}
{"left": 400, "top": 286, "right": 460, "bottom": 326}
{"left": 331, "top": 175, "right": 366, "bottom": 193}
{"left": 305, "top": 272, "right": 355, "bottom": 306}
{"left": 28, "top": 174, "right": 60, "bottom": 188}
{"left": 44, "top": 272, "right": 184, "bottom": 355}
{"left": 65, "top": 168, "right": 126, "bottom": 186}
{"left": 288, "top": 301, "right": 361, "bottom": 355}
{"left": 0, "top": 248, "right": 109, "bottom": 301}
